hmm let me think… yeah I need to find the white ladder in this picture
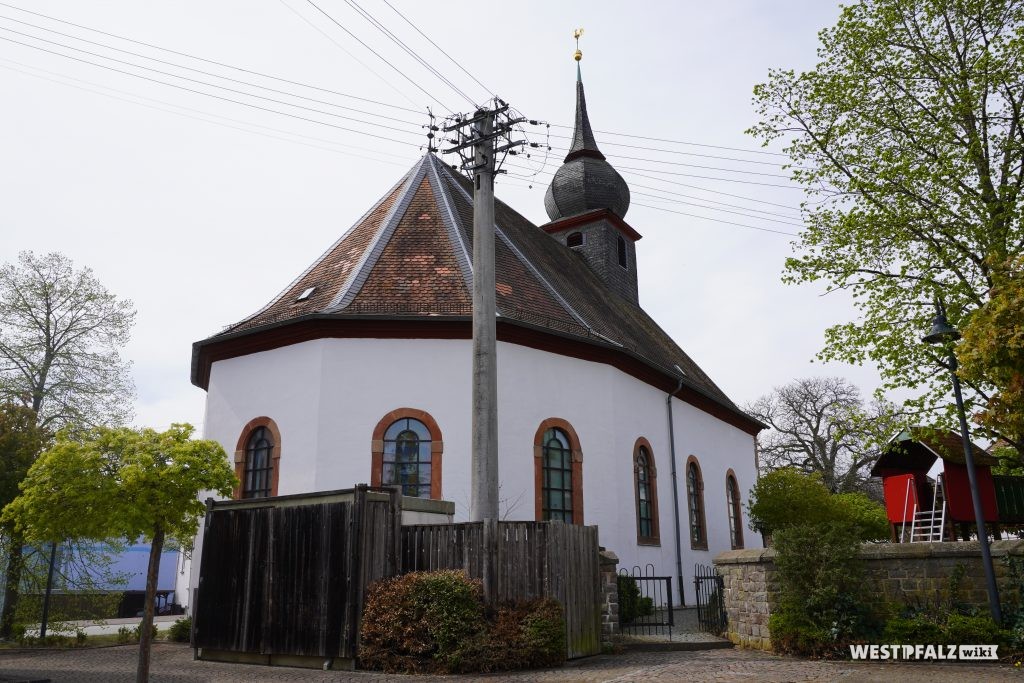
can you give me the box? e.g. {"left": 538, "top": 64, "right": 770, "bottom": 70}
{"left": 909, "top": 475, "right": 947, "bottom": 542}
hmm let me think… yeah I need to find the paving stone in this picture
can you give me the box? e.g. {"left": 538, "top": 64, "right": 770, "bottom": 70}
{"left": 0, "top": 643, "right": 1018, "bottom": 682}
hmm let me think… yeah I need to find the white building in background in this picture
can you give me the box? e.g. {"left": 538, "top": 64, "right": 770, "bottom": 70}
{"left": 180, "top": 66, "right": 762, "bottom": 608}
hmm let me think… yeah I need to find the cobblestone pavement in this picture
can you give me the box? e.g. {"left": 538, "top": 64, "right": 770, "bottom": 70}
{"left": 0, "top": 643, "right": 1019, "bottom": 682}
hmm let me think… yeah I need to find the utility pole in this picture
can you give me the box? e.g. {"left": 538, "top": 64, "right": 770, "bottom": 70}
{"left": 442, "top": 101, "right": 526, "bottom": 521}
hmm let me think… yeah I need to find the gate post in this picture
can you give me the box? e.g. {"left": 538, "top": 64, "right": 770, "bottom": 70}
{"left": 598, "top": 549, "right": 619, "bottom": 647}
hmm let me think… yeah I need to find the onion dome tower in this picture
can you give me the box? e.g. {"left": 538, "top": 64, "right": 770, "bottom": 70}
{"left": 542, "top": 32, "right": 641, "bottom": 305}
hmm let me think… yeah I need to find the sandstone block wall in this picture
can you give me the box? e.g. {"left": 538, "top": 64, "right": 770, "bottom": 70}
{"left": 715, "top": 539, "right": 1024, "bottom": 651}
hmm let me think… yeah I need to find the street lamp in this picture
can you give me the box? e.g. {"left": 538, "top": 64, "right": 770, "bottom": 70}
{"left": 922, "top": 300, "right": 1002, "bottom": 623}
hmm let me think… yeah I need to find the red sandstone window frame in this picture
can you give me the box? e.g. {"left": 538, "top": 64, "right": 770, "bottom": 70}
{"left": 233, "top": 417, "right": 282, "bottom": 499}
{"left": 726, "top": 469, "right": 744, "bottom": 549}
{"left": 534, "top": 418, "right": 584, "bottom": 525}
{"left": 685, "top": 455, "right": 708, "bottom": 551}
{"left": 371, "top": 408, "right": 443, "bottom": 500}
{"left": 633, "top": 437, "right": 660, "bottom": 545}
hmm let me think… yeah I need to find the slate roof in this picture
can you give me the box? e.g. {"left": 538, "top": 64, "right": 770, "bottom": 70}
{"left": 197, "top": 153, "right": 751, "bottom": 425}
{"left": 544, "top": 65, "right": 630, "bottom": 221}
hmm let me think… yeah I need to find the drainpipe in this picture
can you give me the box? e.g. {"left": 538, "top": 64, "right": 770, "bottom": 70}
{"left": 667, "top": 366, "right": 685, "bottom": 607}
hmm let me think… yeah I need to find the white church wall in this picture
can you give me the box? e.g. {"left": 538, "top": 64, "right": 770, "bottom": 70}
{"left": 193, "top": 335, "right": 760, "bottom": 608}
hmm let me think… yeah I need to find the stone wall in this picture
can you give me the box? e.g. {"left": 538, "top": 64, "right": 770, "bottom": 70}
{"left": 598, "top": 549, "right": 620, "bottom": 647}
{"left": 715, "top": 539, "right": 1024, "bottom": 651}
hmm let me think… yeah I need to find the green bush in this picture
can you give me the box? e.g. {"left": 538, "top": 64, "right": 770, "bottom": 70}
{"left": 768, "top": 520, "right": 880, "bottom": 656}
{"left": 168, "top": 616, "right": 192, "bottom": 643}
{"left": 882, "top": 615, "right": 945, "bottom": 644}
{"left": 617, "top": 575, "right": 641, "bottom": 624}
{"left": 359, "top": 570, "right": 566, "bottom": 674}
{"left": 748, "top": 469, "right": 889, "bottom": 541}
{"left": 944, "top": 613, "right": 1006, "bottom": 646}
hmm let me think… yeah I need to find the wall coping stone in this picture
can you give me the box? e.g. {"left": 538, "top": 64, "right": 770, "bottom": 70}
{"left": 716, "top": 539, "right": 1024, "bottom": 566}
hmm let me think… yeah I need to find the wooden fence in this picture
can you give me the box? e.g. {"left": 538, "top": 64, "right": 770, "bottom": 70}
{"left": 193, "top": 486, "right": 400, "bottom": 664}
{"left": 402, "top": 520, "right": 602, "bottom": 659}
{"left": 193, "top": 487, "right": 602, "bottom": 667}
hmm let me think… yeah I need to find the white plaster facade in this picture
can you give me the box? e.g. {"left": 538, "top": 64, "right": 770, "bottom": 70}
{"left": 179, "top": 335, "right": 761, "bottom": 608}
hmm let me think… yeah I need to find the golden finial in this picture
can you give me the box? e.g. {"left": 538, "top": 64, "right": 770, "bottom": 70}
{"left": 573, "top": 28, "right": 584, "bottom": 62}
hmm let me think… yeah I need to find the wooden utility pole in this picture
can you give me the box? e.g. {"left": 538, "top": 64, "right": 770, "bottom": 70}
{"left": 442, "top": 102, "right": 524, "bottom": 521}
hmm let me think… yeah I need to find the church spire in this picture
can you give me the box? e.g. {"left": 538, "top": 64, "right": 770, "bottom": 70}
{"left": 544, "top": 32, "right": 630, "bottom": 222}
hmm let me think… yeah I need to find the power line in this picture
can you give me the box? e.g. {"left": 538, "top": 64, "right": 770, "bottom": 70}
{"left": 0, "top": 57, "right": 415, "bottom": 169}
{"left": 0, "top": 34, "right": 423, "bottom": 147}
{"left": 0, "top": 23, "right": 423, "bottom": 134}
{"left": 301, "top": 0, "right": 454, "bottom": 113}
{"left": 502, "top": 161, "right": 804, "bottom": 212}
{"left": 340, "top": 0, "right": 477, "bottom": 107}
{"left": 546, "top": 135, "right": 804, "bottom": 169}
{"left": 549, "top": 122, "right": 789, "bottom": 158}
{"left": 0, "top": 13, "right": 422, "bottom": 126}
{"left": 631, "top": 191, "right": 804, "bottom": 228}
{"left": 631, "top": 202, "right": 798, "bottom": 236}
{"left": 615, "top": 164, "right": 801, "bottom": 189}
{"left": 545, "top": 142, "right": 792, "bottom": 178}
{"left": 0, "top": 1, "right": 423, "bottom": 113}
{"left": 378, "top": 0, "right": 495, "bottom": 100}
{"left": 621, "top": 169, "right": 804, "bottom": 209}
{"left": 628, "top": 182, "right": 801, "bottom": 219}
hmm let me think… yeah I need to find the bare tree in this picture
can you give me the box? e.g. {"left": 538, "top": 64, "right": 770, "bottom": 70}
{"left": 0, "top": 251, "right": 135, "bottom": 429}
{"left": 746, "top": 377, "right": 902, "bottom": 494}
{"left": 0, "top": 251, "right": 135, "bottom": 638}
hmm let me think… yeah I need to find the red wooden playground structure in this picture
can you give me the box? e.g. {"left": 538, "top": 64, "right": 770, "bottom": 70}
{"left": 872, "top": 429, "right": 1024, "bottom": 542}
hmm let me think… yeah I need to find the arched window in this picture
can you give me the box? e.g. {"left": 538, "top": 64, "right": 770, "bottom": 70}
{"left": 567, "top": 231, "right": 584, "bottom": 248}
{"left": 616, "top": 235, "right": 628, "bottom": 268}
{"left": 726, "top": 471, "right": 744, "bottom": 549}
{"left": 534, "top": 419, "right": 583, "bottom": 524}
{"left": 685, "top": 456, "right": 707, "bottom": 550}
{"left": 234, "top": 417, "right": 282, "bottom": 499}
{"left": 634, "top": 438, "right": 660, "bottom": 544}
{"left": 371, "top": 408, "right": 443, "bottom": 499}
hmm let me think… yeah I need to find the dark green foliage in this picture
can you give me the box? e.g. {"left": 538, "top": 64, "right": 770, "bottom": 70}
{"left": 882, "top": 616, "right": 945, "bottom": 644}
{"left": 747, "top": 469, "right": 889, "bottom": 541}
{"left": 617, "top": 575, "right": 641, "bottom": 624}
{"left": 769, "top": 521, "right": 878, "bottom": 657}
{"left": 359, "top": 570, "right": 566, "bottom": 674}
{"left": 168, "top": 616, "right": 191, "bottom": 643}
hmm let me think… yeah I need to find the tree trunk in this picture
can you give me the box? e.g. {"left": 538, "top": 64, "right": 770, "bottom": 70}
{"left": 136, "top": 526, "right": 164, "bottom": 683}
{"left": 0, "top": 533, "right": 24, "bottom": 640}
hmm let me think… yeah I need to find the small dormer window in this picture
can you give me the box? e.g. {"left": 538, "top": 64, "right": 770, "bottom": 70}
{"left": 617, "top": 235, "right": 627, "bottom": 269}
{"left": 296, "top": 286, "right": 316, "bottom": 301}
{"left": 567, "top": 232, "right": 584, "bottom": 248}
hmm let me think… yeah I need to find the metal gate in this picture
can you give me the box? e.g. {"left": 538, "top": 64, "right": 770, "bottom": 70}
{"left": 693, "top": 563, "right": 726, "bottom": 635}
{"left": 617, "top": 564, "right": 674, "bottom": 635}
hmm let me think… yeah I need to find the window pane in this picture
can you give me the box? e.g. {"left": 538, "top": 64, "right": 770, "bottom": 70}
{"left": 406, "top": 418, "right": 430, "bottom": 441}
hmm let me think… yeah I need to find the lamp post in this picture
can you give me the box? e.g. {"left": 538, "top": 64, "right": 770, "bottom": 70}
{"left": 922, "top": 301, "right": 1001, "bottom": 623}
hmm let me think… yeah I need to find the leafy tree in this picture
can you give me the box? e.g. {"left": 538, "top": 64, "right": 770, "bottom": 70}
{"left": 747, "top": 468, "right": 890, "bottom": 541}
{"left": 0, "top": 404, "right": 46, "bottom": 638}
{"left": 0, "top": 251, "right": 135, "bottom": 637}
{"left": 746, "top": 377, "right": 903, "bottom": 493}
{"left": 2, "top": 424, "right": 236, "bottom": 683}
{"left": 0, "top": 251, "right": 135, "bottom": 429}
{"left": 749, "top": 0, "right": 1024, "bottom": 452}
{"left": 960, "top": 256, "right": 1024, "bottom": 459}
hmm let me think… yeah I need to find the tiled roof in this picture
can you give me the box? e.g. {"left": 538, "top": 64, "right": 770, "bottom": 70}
{"left": 201, "top": 153, "right": 744, "bottom": 417}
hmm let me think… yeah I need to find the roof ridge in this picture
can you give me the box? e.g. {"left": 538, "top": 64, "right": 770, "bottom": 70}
{"left": 442, "top": 171, "right": 597, "bottom": 334}
{"left": 326, "top": 155, "right": 431, "bottom": 312}
{"left": 226, "top": 162, "right": 419, "bottom": 331}
{"left": 426, "top": 155, "right": 473, "bottom": 293}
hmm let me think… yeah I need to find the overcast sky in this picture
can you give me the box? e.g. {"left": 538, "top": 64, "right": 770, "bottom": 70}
{"left": 0, "top": 0, "right": 889, "bottom": 432}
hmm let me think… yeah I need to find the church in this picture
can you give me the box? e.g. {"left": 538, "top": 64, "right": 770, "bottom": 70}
{"left": 183, "top": 62, "right": 762, "bottom": 607}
